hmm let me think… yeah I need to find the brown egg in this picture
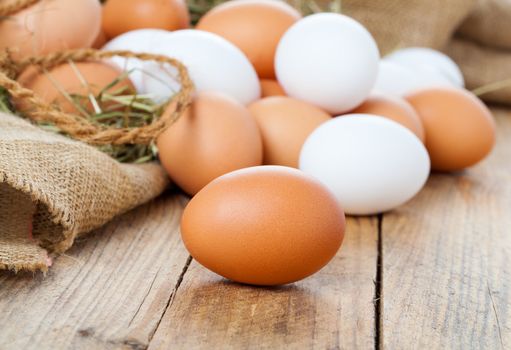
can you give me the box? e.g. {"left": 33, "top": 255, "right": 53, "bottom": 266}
{"left": 157, "top": 91, "right": 263, "bottom": 195}
{"left": 102, "top": 0, "right": 190, "bottom": 39}
{"left": 0, "top": 0, "right": 101, "bottom": 59}
{"left": 196, "top": 0, "right": 301, "bottom": 79}
{"left": 248, "top": 97, "right": 331, "bottom": 167}
{"left": 406, "top": 87, "right": 496, "bottom": 171}
{"left": 92, "top": 29, "right": 108, "bottom": 49}
{"left": 16, "top": 61, "right": 135, "bottom": 115}
{"left": 351, "top": 94, "right": 425, "bottom": 142}
{"left": 181, "top": 166, "right": 345, "bottom": 286}
{"left": 260, "top": 79, "right": 286, "bottom": 97}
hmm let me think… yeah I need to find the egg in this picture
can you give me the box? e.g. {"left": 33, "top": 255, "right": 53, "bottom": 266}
{"left": 405, "top": 87, "right": 496, "bottom": 171}
{"left": 0, "top": 0, "right": 101, "bottom": 59}
{"left": 260, "top": 79, "right": 286, "bottom": 97}
{"left": 181, "top": 165, "right": 345, "bottom": 286}
{"left": 275, "top": 13, "right": 379, "bottom": 114}
{"left": 248, "top": 97, "right": 331, "bottom": 167}
{"left": 16, "top": 61, "right": 135, "bottom": 114}
{"left": 92, "top": 29, "right": 108, "bottom": 49}
{"left": 300, "top": 115, "right": 430, "bottom": 215}
{"left": 143, "top": 30, "right": 261, "bottom": 105}
{"left": 196, "top": 0, "right": 301, "bottom": 79}
{"left": 102, "top": 0, "right": 190, "bottom": 39}
{"left": 372, "top": 61, "right": 452, "bottom": 97}
{"left": 385, "top": 47, "right": 464, "bottom": 87}
{"left": 350, "top": 94, "right": 425, "bottom": 142}
{"left": 157, "top": 92, "right": 263, "bottom": 195}
{"left": 102, "top": 29, "right": 173, "bottom": 101}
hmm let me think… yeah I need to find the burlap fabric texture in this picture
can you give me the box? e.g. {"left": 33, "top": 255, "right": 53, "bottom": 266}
{"left": 0, "top": 112, "right": 170, "bottom": 272}
{"left": 340, "top": 0, "right": 511, "bottom": 104}
{"left": 449, "top": 0, "right": 511, "bottom": 104}
{"left": 0, "top": 37, "right": 192, "bottom": 274}
{"left": 341, "top": 0, "right": 476, "bottom": 55}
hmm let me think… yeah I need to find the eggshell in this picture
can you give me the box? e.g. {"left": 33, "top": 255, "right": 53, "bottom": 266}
{"left": 16, "top": 61, "right": 135, "bottom": 114}
{"left": 102, "top": 29, "right": 173, "bottom": 99}
{"left": 196, "top": 0, "right": 301, "bottom": 79}
{"left": 300, "top": 115, "right": 430, "bottom": 215}
{"left": 157, "top": 92, "right": 263, "bottom": 195}
{"left": 0, "top": 0, "right": 101, "bottom": 59}
{"left": 102, "top": 0, "right": 190, "bottom": 39}
{"left": 143, "top": 30, "right": 261, "bottom": 105}
{"left": 260, "top": 79, "right": 286, "bottom": 97}
{"left": 92, "top": 29, "right": 108, "bottom": 49}
{"left": 385, "top": 47, "right": 464, "bottom": 87}
{"left": 248, "top": 97, "right": 331, "bottom": 167}
{"left": 275, "top": 13, "right": 379, "bottom": 114}
{"left": 350, "top": 94, "right": 425, "bottom": 142}
{"left": 372, "top": 61, "right": 452, "bottom": 97}
{"left": 405, "top": 87, "right": 496, "bottom": 171}
{"left": 181, "top": 165, "right": 345, "bottom": 286}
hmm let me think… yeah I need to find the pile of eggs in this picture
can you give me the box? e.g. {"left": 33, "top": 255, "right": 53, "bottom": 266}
{"left": 1, "top": 0, "right": 496, "bottom": 286}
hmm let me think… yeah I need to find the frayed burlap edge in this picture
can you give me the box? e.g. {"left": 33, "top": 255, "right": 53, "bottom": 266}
{"left": 0, "top": 113, "right": 170, "bottom": 273}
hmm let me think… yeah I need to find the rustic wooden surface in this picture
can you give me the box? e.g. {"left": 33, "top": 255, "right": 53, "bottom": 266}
{"left": 148, "top": 216, "right": 378, "bottom": 350}
{"left": 0, "top": 109, "right": 510, "bottom": 349}
{"left": 381, "top": 108, "right": 511, "bottom": 349}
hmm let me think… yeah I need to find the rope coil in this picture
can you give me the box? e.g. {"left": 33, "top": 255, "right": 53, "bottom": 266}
{"left": 0, "top": 48, "right": 194, "bottom": 145}
{"left": 0, "top": 0, "right": 39, "bottom": 17}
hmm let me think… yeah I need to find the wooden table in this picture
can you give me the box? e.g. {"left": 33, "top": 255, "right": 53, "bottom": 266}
{"left": 1, "top": 109, "right": 510, "bottom": 350}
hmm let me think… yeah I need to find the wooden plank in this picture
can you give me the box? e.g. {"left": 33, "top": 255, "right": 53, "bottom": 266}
{"left": 381, "top": 108, "right": 511, "bottom": 349}
{"left": 0, "top": 194, "right": 189, "bottom": 350}
{"left": 148, "top": 216, "right": 379, "bottom": 350}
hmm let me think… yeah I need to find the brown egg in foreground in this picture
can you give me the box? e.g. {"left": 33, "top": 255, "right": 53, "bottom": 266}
{"left": 406, "top": 87, "right": 496, "bottom": 171}
{"left": 157, "top": 91, "right": 263, "bottom": 195}
{"left": 249, "top": 96, "right": 331, "bottom": 168}
{"left": 260, "top": 79, "right": 286, "bottom": 97}
{"left": 181, "top": 166, "right": 346, "bottom": 286}
{"left": 16, "top": 61, "right": 135, "bottom": 114}
{"left": 350, "top": 94, "right": 425, "bottom": 142}
{"left": 196, "top": 0, "right": 301, "bottom": 79}
{"left": 102, "top": 0, "right": 190, "bottom": 39}
{"left": 0, "top": 0, "right": 101, "bottom": 59}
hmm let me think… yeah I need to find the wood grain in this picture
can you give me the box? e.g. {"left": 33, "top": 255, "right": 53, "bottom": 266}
{"left": 2, "top": 110, "right": 510, "bottom": 350}
{"left": 380, "top": 108, "right": 511, "bottom": 349}
{"left": 0, "top": 195, "right": 189, "bottom": 350}
{"left": 148, "top": 217, "right": 378, "bottom": 350}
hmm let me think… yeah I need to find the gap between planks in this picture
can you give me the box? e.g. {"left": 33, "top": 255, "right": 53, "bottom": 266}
{"left": 375, "top": 214, "right": 383, "bottom": 350}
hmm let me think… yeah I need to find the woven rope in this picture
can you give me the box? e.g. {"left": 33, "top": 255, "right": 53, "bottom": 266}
{"left": 0, "top": 48, "right": 194, "bottom": 145}
{"left": 0, "top": 0, "right": 39, "bottom": 16}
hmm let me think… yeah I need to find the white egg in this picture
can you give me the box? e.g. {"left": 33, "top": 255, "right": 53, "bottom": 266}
{"left": 102, "top": 29, "right": 172, "bottom": 97}
{"left": 385, "top": 47, "right": 464, "bottom": 87}
{"left": 275, "top": 13, "right": 379, "bottom": 114}
{"left": 299, "top": 115, "right": 430, "bottom": 215}
{"left": 373, "top": 60, "right": 452, "bottom": 96}
{"left": 143, "top": 30, "right": 261, "bottom": 105}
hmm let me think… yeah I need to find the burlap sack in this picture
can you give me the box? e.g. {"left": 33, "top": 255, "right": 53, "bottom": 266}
{"left": 445, "top": 37, "right": 511, "bottom": 105}
{"left": 341, "top": 0, "right": 476, "bottom": 55}
{"left": 458, "top": 0, "right": 511, "bottom": 50}
{"left": 339, "top": 0, "right": 511, "bottom": 104}
{"left": 0, "top": 112, "right": 169, "bottom": 272}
